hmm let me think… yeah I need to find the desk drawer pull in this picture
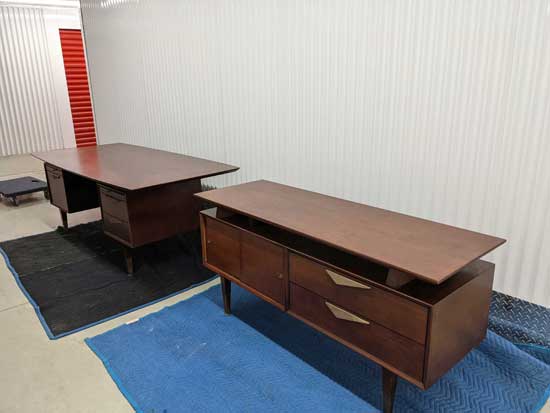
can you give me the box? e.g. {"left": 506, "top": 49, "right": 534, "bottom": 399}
{"left": 326, "top": 269, "right": 371, "bottom": 290}
{"left": 325, "top": 302, "right": 370, "bottom": 325}
{"left": 103, "top": 192, "right": 123, "bottom": 202}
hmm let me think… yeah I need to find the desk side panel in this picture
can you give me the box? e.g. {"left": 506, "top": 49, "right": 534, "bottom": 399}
{"left": 127, "top": 179, "right": 201, "bottom": 247}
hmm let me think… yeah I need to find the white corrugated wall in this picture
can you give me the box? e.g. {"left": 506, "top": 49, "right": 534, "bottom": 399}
{"left": 0, "top": 5, "right": 65, "bottom": 156}
{"left": 81, "top": 0, "right": 550, "bottom": 307}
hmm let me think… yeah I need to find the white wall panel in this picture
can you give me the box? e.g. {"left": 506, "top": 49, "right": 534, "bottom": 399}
{"left": 81, "top": 0, "right": 550, "bottom": 306}
{"left": 0, "top": 5, "right": 66, "bottom": 155}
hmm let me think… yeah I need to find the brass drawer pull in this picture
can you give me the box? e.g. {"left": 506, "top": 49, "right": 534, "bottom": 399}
{"left": 325, "top": 269, "right": 371, "bottom": 290}
{"left": 325, "top": 302, "right": 370, "bottom": 325}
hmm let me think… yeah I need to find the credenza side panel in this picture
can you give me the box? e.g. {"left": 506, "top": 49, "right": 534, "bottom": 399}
{"left": 424, "top": 262, "right": 495, "bottom": 387}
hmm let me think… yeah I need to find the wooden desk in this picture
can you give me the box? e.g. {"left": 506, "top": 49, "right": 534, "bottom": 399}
{"left": 196, "top": 180, "right": 506, "bottom": 413}
{"left": 33, "top": 143, "right": 238, "bottom": 273}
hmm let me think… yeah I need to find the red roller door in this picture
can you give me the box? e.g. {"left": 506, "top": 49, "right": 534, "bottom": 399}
{"left": 59, "top": 29, "right": 97, "bottom": 148}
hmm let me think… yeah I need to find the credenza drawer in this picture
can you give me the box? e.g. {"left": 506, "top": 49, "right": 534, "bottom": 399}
{"left": 289, "top": 253, "right": 428, "bottom": 344}
{"left": 204, "top": 217, "right": 241, "bottom": 278}
{"left": 289, "top": 283, "right": 424, "bottom": 380}
{"left": 99, "top": 185, "right": 129, "bottom": 222}
{"left": 103, "top": 212, "right": 131, "bottom": 243}
{"left": 240, "top": 231, "right": 285, "bottom": 305}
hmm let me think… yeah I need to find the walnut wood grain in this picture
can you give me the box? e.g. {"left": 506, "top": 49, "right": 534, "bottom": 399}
{"left": 289, "top": 253, "right": 428, "bottom": 344}
{"left": 199, "top": 183, "right": 505, "bottom": 413}
{"left": 423, "top": 263, "right": 495, "bottom": 387}
{"left": 221, "top": 276, "right": 232, "bottom": 315}
{"left": 45, "top": 165, "right": 67, "bottom": 211}
{"left": 196, "top": 180, "right": 505, "bottom": 284}
{"left": 99, "top": 186, "right": 128, "bottom": 222}
{"left": 240, "top": 231, "right": 286, "bottom": 306}
{"left": 289, "top": 284, "right": 425, "bottom": 380}
{"left": 34, "top": 143, "right": 238, "bottom": 191}
{"left": 204, "top": 218, "right": 241, "bottom": 278}
{"left": 45, "top": 163, "right": 99, "bottom": 214}
{"left": 383, "top": 368, "right": 398, "bottom": 413}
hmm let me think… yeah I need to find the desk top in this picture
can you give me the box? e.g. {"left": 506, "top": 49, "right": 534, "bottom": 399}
{"left": 33, "top": 144, "right": 239, "bottom": 191}
{"left": 196, "top": 180, "right": 506, "bottom": 284}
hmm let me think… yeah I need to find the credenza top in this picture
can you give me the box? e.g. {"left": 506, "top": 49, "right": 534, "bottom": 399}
{"left": 196, "top": 180, "right": 505, "bottom": 284}
{"left": 33, "top": 143, "right": 239, "bottom": 191}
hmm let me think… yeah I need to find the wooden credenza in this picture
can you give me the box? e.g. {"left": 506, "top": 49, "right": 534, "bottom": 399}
{"left": 196, "top": 180, "right": 505, "bottom": 413}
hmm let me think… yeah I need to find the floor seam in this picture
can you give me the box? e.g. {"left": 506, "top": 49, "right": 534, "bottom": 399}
{"left": 0, "top": 302, "right": 29, "bottom": 313}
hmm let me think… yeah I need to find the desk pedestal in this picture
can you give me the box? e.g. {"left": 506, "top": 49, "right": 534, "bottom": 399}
{"left": 44, "top": 162, "right": 201, "bottom": 273}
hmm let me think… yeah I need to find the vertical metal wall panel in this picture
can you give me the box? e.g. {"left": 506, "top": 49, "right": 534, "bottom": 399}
{"left": 0, "top": 6, "right": 64, "bottom": 156}
{"left": 81, "top": 0, "right": 550, "bottom": 307}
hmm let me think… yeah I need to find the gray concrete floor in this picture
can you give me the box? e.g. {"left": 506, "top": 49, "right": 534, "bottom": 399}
{"left": 0, "top": 155, "right": 548, "bottom": 412}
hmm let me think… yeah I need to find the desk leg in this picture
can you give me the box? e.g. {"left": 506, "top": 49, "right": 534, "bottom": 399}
{"left": 221, "top": 276, "right": 231, "bottom": 315}
{"left": 382, "top": 368, "right": 397, "bottom": 413}
{"left": 123, "top": 246, "right": 134, "bottom": 275}
{"left": 60, "top": 210, "right": 68, "bottom": 230}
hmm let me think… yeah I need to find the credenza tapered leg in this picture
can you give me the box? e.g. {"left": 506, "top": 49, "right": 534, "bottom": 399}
{"left": 382, "top": 368, "right": 397, "bottom": 413}
{"left": 60, "top": 210, "right": 68, "bottom": 230}
{"left": 221, "top": 276, "right": 231, "bottom": 315}
{"left": 123, "top": 246, "right": 134, "bottom": 275}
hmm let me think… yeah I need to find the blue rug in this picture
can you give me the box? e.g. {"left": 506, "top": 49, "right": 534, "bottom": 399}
{"left": 86, "top": 284, "right": 550, "bottom": 413}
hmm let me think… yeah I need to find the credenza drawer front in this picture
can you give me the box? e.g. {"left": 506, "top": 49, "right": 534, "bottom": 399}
{"left": 289, "top": 253, "right": 428, "bottom": 344}
{"left": 241, "top": 231, "right": 285, "bottom": 305}
{"left": 99, "top": 186, "right": 129, "bottom": 222}
{"left": 103, "top": 212, "right": 131, "bottom": 243}
{"left": 45, "top": 165, "right": 68, "bottom": 211}
{"left": 205, "top": 217, "right": 241, "bottom": 278}
{"left": 290, "top": 284, "right": 424, "bottom": 380}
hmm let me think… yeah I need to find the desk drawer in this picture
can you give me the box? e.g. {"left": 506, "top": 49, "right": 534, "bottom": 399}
{"left": 289, "top": 253, "right": 428, "bottom": 344}
{"left": 290, "top": 284, "right": 424, "bottom": 380}
{"left": 240, "top": 231, "right": 285, "bottom": 305}
{"left": 99, "top": 186, "right": 129, "bottom": 222}
{"left": 103, "top": 212, "right": 131, "bottom": 244}
{"left": 45, "top": 165, "right": 67, "bottom": 210}
{"left": 204, "top": 217, "right": 241, "bottom": 278}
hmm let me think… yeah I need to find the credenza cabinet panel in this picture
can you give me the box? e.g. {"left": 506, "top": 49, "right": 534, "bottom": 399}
{"left": 289, "top": 283, "right": 425, "bottom": 381}
{"left": 241, "top": 231, "right": 285, "bottom": 306}
{"left": 204, "top": 217, "right": 241, "bottom": 278}
{"left": 290, "top": 253, "right": 428, "bottom": 344}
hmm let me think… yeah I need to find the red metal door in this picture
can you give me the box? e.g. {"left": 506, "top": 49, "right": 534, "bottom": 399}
{"left": 59, "top": 29, "right": 97, "bottom": 148}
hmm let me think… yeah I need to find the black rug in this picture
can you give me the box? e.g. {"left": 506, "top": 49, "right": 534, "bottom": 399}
{"left": 0, "top": 221, "right": 215, "bottom": 339}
